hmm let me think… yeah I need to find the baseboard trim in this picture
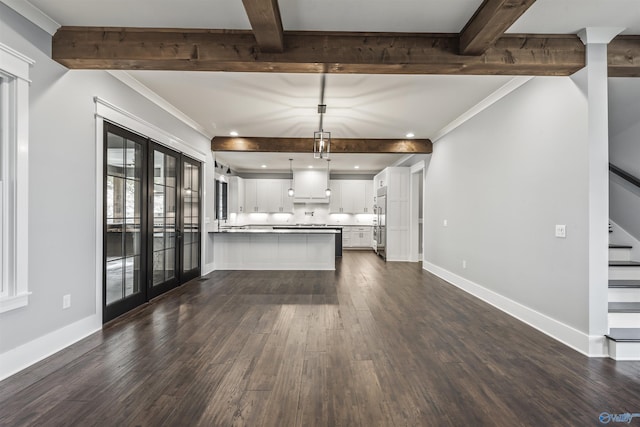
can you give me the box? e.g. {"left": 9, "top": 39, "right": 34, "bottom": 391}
{"left": 203, "top": 263, "right": 215, "bottom": 276}
{"left": 0, "top": 314, "right": 101, "bottom": 381}
{"left": 423, "top": 262, "right": 608, "bottom": 358}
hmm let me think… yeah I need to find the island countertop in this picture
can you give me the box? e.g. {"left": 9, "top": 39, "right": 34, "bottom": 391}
{"left": 211, "top": 228, "right": 340, "bottom": 234}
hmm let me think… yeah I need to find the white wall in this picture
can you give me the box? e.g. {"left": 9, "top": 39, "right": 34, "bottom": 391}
{"left": 0, "top": 3, "right": 213, "bottom": 375}
{"left": 424, "top": 77, "right": 590, "bottom": 337}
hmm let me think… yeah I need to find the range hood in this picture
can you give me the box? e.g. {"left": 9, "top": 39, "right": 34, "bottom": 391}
{"left": 293, "top": 170, "right": 329, "bottom": 203}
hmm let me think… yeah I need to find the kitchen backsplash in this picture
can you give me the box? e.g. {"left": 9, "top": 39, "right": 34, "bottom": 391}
{"left": 221, "top": 204, "right": 374, "bottom": 226}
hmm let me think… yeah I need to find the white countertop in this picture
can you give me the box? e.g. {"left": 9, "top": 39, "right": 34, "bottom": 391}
{"left": 211, "top": 228, "right": 340, "bottom": 234}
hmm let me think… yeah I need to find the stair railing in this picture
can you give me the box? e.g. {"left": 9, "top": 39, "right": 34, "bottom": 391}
{"left": 610, "top": 163, "right": 640, "bottom": 189}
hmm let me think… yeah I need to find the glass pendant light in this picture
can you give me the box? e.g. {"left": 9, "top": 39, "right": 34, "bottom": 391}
{"left": 288, "top": 158, "right": 295, "bottom": 197}
{"left": 325, "top": 158, "right": 331, "bottom": 197}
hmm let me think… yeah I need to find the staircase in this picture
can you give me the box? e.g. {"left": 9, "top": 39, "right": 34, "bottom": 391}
{"left": 605, "top": 244, "right": 640, "bottom": 360}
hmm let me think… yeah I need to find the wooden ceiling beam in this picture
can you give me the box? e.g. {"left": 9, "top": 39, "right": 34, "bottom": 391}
{"left": 609, "top": 36, "right": 640, "bottom": 77}
{"left": 212, "top": 137, "right": 433, "bottom": 154}
{"left": 241, "top": 0, "right": 284, "bottom": 52}
{"left": 459, "top": 0, "right": 537, "bottom": 55}
{"left": 52, "top": 27, "right": 586, "bottom": 76}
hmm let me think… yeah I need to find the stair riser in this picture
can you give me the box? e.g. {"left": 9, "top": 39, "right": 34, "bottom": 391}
{"left": 608, "top": 288, "right": 640, "bottom": 302}
{"left": 609, "top": 248, "right": 632, "bottom": 262}
{"left": 608, "top": 312, "right": 640, "bottom": 328}
{"left": 608, "top": 341, "right": 640, "bottom": 361}
{"left": 608, "top": 267, "right": 640, "bottom": 280}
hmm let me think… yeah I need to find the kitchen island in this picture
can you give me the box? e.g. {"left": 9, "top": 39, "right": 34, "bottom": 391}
{"left": 211, "top": 228, "right": 339, "bottom": 270}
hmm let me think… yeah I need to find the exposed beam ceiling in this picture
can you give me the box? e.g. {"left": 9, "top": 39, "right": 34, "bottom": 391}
{"left": 608, "top": 36, "right": 640, "bottom": 78}
{"left": 52, "top": 27, "right": 640, "bottom": 77}
{"left": 212, "top": 137, "right": 432, "bottom": 154}
{"left": 241, "top": 0, "right": 284, "bottom": 52}
{"left": 52, "top": 28, "right": 588, "bottom": 76}
{"left": 459, "top": 0, "right": 537, "bottom": 55}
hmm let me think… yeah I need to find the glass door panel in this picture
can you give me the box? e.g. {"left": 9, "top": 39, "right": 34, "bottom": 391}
{"left": 149, "top": 146, "right": 179, "bottom": 298}
{"left": 181, "top": 157, "right": 201, "bottom": 281}
{"left": 104, "top": 124, "right": 147, "bottom": 321}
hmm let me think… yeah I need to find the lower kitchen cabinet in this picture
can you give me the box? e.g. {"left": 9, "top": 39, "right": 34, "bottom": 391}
{"left": 342, "top": 226, "right": 373, "bottom": 249}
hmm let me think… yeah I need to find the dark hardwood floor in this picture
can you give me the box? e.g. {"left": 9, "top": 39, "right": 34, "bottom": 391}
{"left": 1, "top": 252, "right": 640, "bottom": 426}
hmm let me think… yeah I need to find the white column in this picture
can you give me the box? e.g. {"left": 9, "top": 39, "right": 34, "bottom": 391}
{"left": 577, "top": 28, "right": 624, "bottom": 351}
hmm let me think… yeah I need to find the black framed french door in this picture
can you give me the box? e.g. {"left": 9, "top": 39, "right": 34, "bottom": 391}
{"left": 181, "top": 156, "right": 202, "bottom": 283}
{"left": 103, "top": 122, "right": 202, "bottom": 323}
{"left": 148, "top": 143, "right": 180, "bottom": 299}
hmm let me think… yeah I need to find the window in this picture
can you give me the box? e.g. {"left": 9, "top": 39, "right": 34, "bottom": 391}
{"left": 0, "top": 43, "right": 33, "bottom": 313}
{"left": 215, "top": 179, "right": 228, "bottom": 220}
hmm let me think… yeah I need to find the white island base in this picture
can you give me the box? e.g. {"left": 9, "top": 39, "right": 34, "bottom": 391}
{"left": 212, "top": 230, "right": 336, "bottom": 270}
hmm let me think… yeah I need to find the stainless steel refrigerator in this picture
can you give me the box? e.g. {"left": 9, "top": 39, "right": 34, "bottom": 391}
{"left": 376, "top": 186, "right": 387, "bottom": 260}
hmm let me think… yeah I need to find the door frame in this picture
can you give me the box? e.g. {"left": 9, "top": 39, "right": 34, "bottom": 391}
{"left": 95, "top": 98, "right": 208, "bottom": 323}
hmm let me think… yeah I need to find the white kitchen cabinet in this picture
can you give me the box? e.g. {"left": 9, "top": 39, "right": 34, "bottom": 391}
{"left": 244, "top": 179, "right": 292, "bottom": 212}
{"left": 329, "top": 180, "right": 375, "bottom": 214}
{"left": 228, "top": 176, "right": 245, "bottom": 213}
{"left": 244, "top": 179, "right": 258, "bottom": 212}
{"left": 329, "top": 180, "right": 341, "bottom": 213}
{"left": 342, "top": 226, "right": 372, "bottom": 248}
{"left": 294, "top": 170, "right": 329, "bottom": 202}
{"left": 364, "top": 180, "right": 374, "bottom": 214}
{"left": 281, "top": 181, "right": 294, "bottom": 212}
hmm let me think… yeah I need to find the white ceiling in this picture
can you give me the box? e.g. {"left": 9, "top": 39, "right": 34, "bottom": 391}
{"left": 507, "top": 0, "right": 640, "bottom": 35}
{"left": 27, "top": 0, "right": 639, "bottom": 34}
{"left": 126, "top": 71, "right": 514, "bottom": 139}
{"left": 28, "top": 0, "right": 483, "bottom": 33}
{"left": 17, "top": 0, "right": 640, "bottom": 173}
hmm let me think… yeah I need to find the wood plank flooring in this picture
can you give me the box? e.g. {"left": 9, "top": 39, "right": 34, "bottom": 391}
{"left": 2, "top": 252, "right": 640, "bottom": 426}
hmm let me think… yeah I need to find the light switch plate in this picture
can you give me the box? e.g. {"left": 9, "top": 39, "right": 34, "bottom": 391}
{"left": 555, "top": 224, "right": 566, "bottom": 238}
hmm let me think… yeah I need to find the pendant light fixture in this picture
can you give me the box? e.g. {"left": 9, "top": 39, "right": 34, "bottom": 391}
{"left": 314, "top": 74, "right": 330, "bottom": 159}
{"left": 325, "top": 158, "right": 331, "bottom": 197}
{"left": 288, "top": 158, "right": 295, "bottom": 197}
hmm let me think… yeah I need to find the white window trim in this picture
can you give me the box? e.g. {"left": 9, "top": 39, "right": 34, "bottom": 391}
{"left": 0, "top": 43, "right": 33, "bottom": 313}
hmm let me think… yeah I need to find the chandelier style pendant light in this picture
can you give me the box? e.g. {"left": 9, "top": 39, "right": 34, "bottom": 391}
{"left": 314, "top": 74, "right": 330, "bottom": 159}
{"left": 288, "top": 158, "right": 295, "bottom": 197}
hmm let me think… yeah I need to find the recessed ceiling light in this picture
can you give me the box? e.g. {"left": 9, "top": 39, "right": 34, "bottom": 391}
{"left": 230, "top": 131, "right": 239, "bottom": 137}
{"left": 308, "top": 165, "right": 313, "bottom": 169}
{"left": 354, "top": 165, "right": 360, "bottom": 169}
{"left": 406, "top": 132, "right": 415, "bottom": 138}
{"left": 261, "top": 164, "right": 267, "bottom": 168}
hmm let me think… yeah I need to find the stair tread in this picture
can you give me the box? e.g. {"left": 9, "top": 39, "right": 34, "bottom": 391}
{"left": 608, "top": 302, "right": 640, "bottom": 313}
{"left": 610, "top": 244, "right": 633, "bottom": 249}
{"left": 606, "top": 328, "right": 640, "bottom": 342}
{"left": 609, "top": 261, "right": 640, "bottom": 267}
{"left": 609, "top": 280, "right": 640, "bottom": 288}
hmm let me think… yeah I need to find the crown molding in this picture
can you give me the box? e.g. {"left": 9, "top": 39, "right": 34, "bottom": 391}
{"left": 1, "top": 0, "right": 60, "bottom": 35}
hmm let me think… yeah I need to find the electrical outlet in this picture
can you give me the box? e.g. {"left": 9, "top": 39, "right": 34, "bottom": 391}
{"left": 63, "top": 294, "right": 71, "bottom": 309}
{"left": 555, "top": 224, "right": 566, "bottom": 238}
{"left": 462, "top": 260, "right": 467, "bottom": 269}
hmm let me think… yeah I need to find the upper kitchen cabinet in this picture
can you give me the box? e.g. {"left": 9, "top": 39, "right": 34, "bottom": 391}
{"left": 244, "top": 179, "right": 292, "bottom": 213}
{"left": 228, "top": 176, "right": 245, "bottom": 213}
{"left": 329, "top": 180, "right": 374, "bottom": 214}
{"left": 293, "top": 170, "right": 329, "bottom": 203}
